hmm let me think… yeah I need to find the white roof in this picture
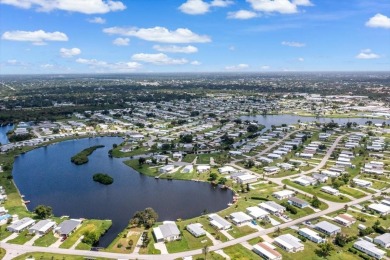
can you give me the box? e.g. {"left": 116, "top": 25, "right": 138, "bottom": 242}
{"left": 369, "top": 203, "right": 390, "bottom": 213}
{"left": 253, "top": 243, "right": 281, "bottom": 260}
{"left": 274, "top": 234, "right": 303, "bottom": 250}
{"left": 230, "top": 212, "right": 252, "bottom": 223}
{"left": 237, "top": 174, "right": 257, "bottom": 181}
{"left": 246, "top": 206, "right": 269, "bottom": 218}
{"left": 354, "top": 240, "right": 386, "bottom": 256}
{"left": 299, "top": 228, "right": 322, "bottom": 240}
{"left": 273, "top": 190, "right": 294, "bottom": 197}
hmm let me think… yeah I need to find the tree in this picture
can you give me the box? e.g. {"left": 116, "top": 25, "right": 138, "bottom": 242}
{"left": 247, "top": 124, "right": 259, "bottom": 133}
{"left": 311, "top": 196, "right": 321, "bottom": 209}
{"left": 245, "top": 159, "right": 255, "bottom": 168}
{"left": 180, "top": 134, "right": 193, "bottom": 143}
{"left": 203, "top": 245, "right": 209, "bottom": 259}
{"left": 335, "top": 233, "right": 349, "bottom": 247}
{"left": 138, "top": 157, "right": 146, "bottom": 165}
{"left": 208, "top": 173, "right": 218, "bottom": 182}
{"left": 218, "top": 177, "right": 227, "bottom": 185}
{"left": 317, "top": 242, "right": 334, "bottom": 257}
{"left": 128, "top": 239, "right": 134, "bottom": 249}
{"left": 82, "top": 231, "right": 99, "bottom": 245}
{"left": 34, "top": 205, "right": 52, "bottom": 219}
{"left": 131, "top": 208, "right": 159, "bottom": 229}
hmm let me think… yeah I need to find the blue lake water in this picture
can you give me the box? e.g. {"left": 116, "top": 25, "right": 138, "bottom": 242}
{"left": 0, "top": 125, "right": 13, "bottom": 145}
{"left": 12, "top": 137, "right": 234, "bottom": 247}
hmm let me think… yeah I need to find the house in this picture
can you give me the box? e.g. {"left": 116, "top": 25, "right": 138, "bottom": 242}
{"left": 294, "top": 176, "right": 317, "bottom": 186}
{"left": 55, "top": 219, "right": 82, "bottom": 238}
{"left": 208, "top": 214, "right": 231, "bottom": 230}
{"left": 29, "top": 219, "right": 56, "bottom": 235}
{"left": 354, "top": 240, "right": 386, "bottom": 259}
{"left": 353, "top": 178, "right": 372, "bottom": 188}
{"left": 197, "top": 165, "right": 210, "bottom": 173}
{"left": 218, "top": 166, "right": 236, "bottom": 174}
{"left": 153, "top": 221, "right": 180, "bottom": 242}
{"left": 236, "top": 174, "right": 257, "bottom": 184}
{"left": 321, "top": 186, "right": 340, "bottom": 196}
{"left": 263, "top": 166, "right": 280, "bottom": 174}
{"left": 272, "top": 190, "right": 295, "bottom": 200}
{"left": 7, "top": 217, "right": 35, "bottom": 233}
{"left": 186, "top": 223, "right": 206, "bottom": 238}
{"left": 368, "top": 203, "right": 390, "bottom": 215}
{"left": 334, "top": 213, "right": 356, "bottom": 227}
{"left": 229, "top": 212, "right": 253, "bottom": 226}
{"left": 274, "top": 234, "right": 304, "bottom": 252}
{"left": 315, "top": 221, "right": 341, "bottom": 236}
{"left": 312, "top": 173, "right": 328, "bottom": 183}
{"left": 288, "top": 197, "right": 309, "bottom": 208}
{"left": 181, "top": 165, "right": 193, "bottom": 173}
{"left": 259, "top": 201, "right": 286, "bottom": 215}
{"left": 159, "top": 165, "right": 175, "bottom": 173}
{"left": 246, "top": 206, "right": 269, "bottom": 219}
{"left": 172, "top": 152, "right": 183, "bottom": 159}
{"left": 374, "top": 233, "right": 390, "bottom": 248}
{"left": 298, "top": 228, "right": 326, "bottom": 244}
{"left": 253, "top": 242, "right": 282, "bottom": 260}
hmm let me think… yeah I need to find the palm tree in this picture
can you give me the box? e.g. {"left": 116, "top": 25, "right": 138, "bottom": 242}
{"left": 203, "top": 245, "right": 209, "bottom": 259}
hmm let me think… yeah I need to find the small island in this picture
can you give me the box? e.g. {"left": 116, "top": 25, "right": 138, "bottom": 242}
{"left": 93, "top": 173, "right": 114, "bottom": 185}
{"left": 71, "top": 145, "right": 105, "bottom": 165}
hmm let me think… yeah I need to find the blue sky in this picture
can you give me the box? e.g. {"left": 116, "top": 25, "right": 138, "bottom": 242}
{"left": 0, "top": 0, "right": 389, "bottom": 74}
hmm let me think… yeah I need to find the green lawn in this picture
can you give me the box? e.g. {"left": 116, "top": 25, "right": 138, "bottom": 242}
{"left": 7, "top": 230, "right": 34, "bottom": 245}
{"left": 165, "top": 229, "right": 212, "bottom": 253}
{"left": 60, "top": 219, "right": 112, "bottom": 249}
{"left": 33, "top": 232, "right": 58, "bottom": 247}
{"left": 227, "top": 225, "right": 256, "bottom": 239}
{"left": 338, "top": 186, "right": 366, "bottom": 199}
{"left": 282, "top": 179, "right": 351, "bottom": 203}
{"left": 12, "top": 252, "right": 113, "bottom": 260}
{"left": 0, "top": 248, "right": 5, "bottom": 259}
{"left": 182, "top": 154, "right": 197, "bottom": 163}
{"left": 123, "top": 160, "right": 160, "bottom": 177}
{"left": 224, "top": 244, "right": 260, "bottom": 260}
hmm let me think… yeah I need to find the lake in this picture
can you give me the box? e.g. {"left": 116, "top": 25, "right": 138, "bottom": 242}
{"left": 0, "top": 124, "right": 13, "bottom": 145}
{"left": 12, "top": 137, "right": 234, "bottom": 247}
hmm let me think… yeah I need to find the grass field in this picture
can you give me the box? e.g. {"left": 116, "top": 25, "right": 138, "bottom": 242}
{"left": 7, "top": 230, "right": 34, "bottom": 245}
{"left": 338, "top": 186, "right": 366, "bottom": 199}
{"left": 105, "top": 226, "right": 143, "bottom": 253}
{"left": 224, "top": 244, "right": 260, "bottom": 260}
{"left": 282, "top": 179, "right": 351, "bottom": 203}
{"left": 13, "top": 252, "right": 113, "bottom": 260}
{"left": 165, "top": 229, "right": 212, "bottom": 253}
{"left": 60, "top": 219, "right": 112, "bottom": 249}
{"left": 34, "top": 232, "right": 58, "bottom": 247}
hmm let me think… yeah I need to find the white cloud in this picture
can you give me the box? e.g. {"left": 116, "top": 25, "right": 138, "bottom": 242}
{"left": 225, "top": 63, "right": 249, "bottom": 70}
{"left": 365, "top": 13, "right": 390, "bottom": 29}
{"left": 103, "top": 26, "right": 211, "bottom": 43}
{"left": 76, "top": 58, "right": 141, "bottom": 71}
{"left": 153, "top": 45, "right": 198, "bottom": 53}
{"left": 281, "top": 41, "right": 305, "bottom": 47}
{"left": 228, "top": 10, "right": 258, "bottom": 19}
{"left": 5, "top": 59, "right": 28, "bottom": 66}
{"left": 191, "top": 60, "right": 201, "bottom": 65}
{"left": 298, "top": 57, "right": 304, "bottom": 62}
{"left": 260, "top": 65, "right": 270, "bottom": 69}
{"left": 210, "top": 0, "right": 234, "bottom": 7}
{"left": 179, "top": 0, "right": 209, "bottom": 14}
{"left": 1, "top": 30, "right": 68, "bottom": 45}
{"left": 355, "top": 49, "right": 380, "bottom": 59}
{"left": 60, "top": 47, "right": 81, "bottom": 58}
{"left": 178, "top": 0, "right": 233, "bottom": 15}
{"left": 131, "top": 53, "right": 188, "bottom": 65}
{"left": 87, "top": 17, "right": 106, "bottom": 24}
{"left": 113, "top": 37, "right": 130, "bottom": 46}
{"left": 292, "top": 0, "right": 313, "bottom": 6}
{"left": 0, "top": 0, "right": 126, "bottom": 14}
{"left": 247, "top": 0, "right": 312, "bottom": 14}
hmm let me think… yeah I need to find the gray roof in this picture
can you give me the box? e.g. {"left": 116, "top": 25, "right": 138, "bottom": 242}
{"left": 57, "top": 219, "right": 81, "bottom": 235}
{"left": 275, "top": 234, "right": 303, "bottom": 248}
{"left": 288, "top": 197, "right": 309, "bottom": 205}
{"left": 315, "top": 221, "right": 341, "bottom": 233}
{"left": 159, "top": 222, "right": 180, "bottom": 238}
{"left": 375, "top": 233, "right": 390, "bottom": 244}
{"left": 29, "top": 219, "right": 54, "bottom": 231}
{"left": 186, "top": 223, "right": 205, "bottom": 236}
{"left": 8, "top": 217, "right": 34, "bottom": 231}
{"left": 265, "top": 201, "right": 285, "bottom": 211}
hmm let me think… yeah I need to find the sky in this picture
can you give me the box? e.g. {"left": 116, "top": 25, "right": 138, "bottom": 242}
{"left": 0, "top": 0, "right": 389, "bottom": 74}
